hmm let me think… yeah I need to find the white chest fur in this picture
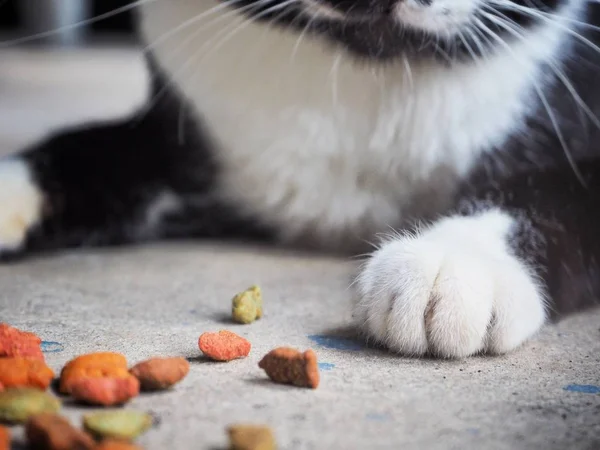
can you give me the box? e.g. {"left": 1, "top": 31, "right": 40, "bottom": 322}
{"left": 141, "top": 0, "right": 571, "bottom": 249}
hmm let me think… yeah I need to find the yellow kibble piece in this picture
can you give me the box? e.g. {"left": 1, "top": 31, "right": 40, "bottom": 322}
{"left": 0, "top": 388, "right": 61, "bottom": 424}
{"left": 232, "top": 285, "right": 263, "bottom": 324}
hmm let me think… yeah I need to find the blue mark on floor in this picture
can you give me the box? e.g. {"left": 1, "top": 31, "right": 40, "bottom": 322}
{"left": 318, "top": 362, "right": 335, "bottom": 371}
{"left": 563, "top": 384, "right": 600, "bottom": 394}
{"left": 365, "top": 413, "right": 391, "bottom": 422}
{"left": 466, "top": 428, "right": 481, "bottom": 436}
{"left": 41, "top": 341, "right": 64, "bottom": 353}
{"left": 308, "top": 335, "right": 363, "bottom": 351}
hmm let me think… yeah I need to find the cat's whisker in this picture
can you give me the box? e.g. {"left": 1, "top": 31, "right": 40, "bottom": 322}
{"left": 141, "top": 1, "right": 241, "bottom": 55}
{"left": 457, "top": 30, "right": 475, "bottom": 62}
{"left": 254, "top": 1, "right": 303, "bottom": 57}
{"left": 490, "top": 0, "right": 600, "bottom": 33}
{"left": 137, "top": 0, "right": 272, "bottom": 123}
{"left": 329, "top": 51, "right": 343, "bottom": 107}
{"left": 290, "top": 14, "right": 319, "bottom": 63}
{"left": 177, "top": 102, "right": 187, "bottom": 146}
{"left": 145, "top": 0, "right": 298, "bottom": 126}
{"left": 152, "top": 0, "right": 257, "bottom": 70}
{"left": 471, "top": 22, "right": 494, "bottom": 57}
{"left": 196, "top": 0, "right": 300, "bottom": 65}
{"left": 480, "top": 9, "right": 600, "bottom": 134}
{"left": 167, "top": 0, "right": 300, "bottom": 109}
{"left": 402, "top": 55, "right": 414, "bottom": 90}
{"left": 486, "top": 0, "right": 600, "bottom": 57}
{"left": 473, "top": 17, "right": 587, "bottom": 186}
{"left": 0, "top": 0, "right": 160, "bottom": 48}
{"left": 167, "top": 0, "right": 284, "bottom": 94}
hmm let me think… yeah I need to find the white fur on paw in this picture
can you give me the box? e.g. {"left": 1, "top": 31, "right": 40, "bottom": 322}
{"left": 0, "top": 158, "right": 43, "bottom": 252}
{"left": 354, "top": 210, "right": 546, "bottom": 358}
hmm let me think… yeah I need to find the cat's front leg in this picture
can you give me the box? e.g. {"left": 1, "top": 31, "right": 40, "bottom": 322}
{"left": 0, "top": 109, "right": 270, "bottom": 258}
{"left": 0, "top": 115, "right": 183, "bottom": 258}
{"left": 354, "top": 160, "right": 600, "bottom": 357}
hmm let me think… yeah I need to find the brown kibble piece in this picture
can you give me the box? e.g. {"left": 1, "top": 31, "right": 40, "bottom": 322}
{"left": 70, "top": 376, "right": 140, "bottom": 406}
{"left": 198, "top": 331, "right": 251, "bottom": 362}
{"left": 60, "top": 352, "right": 128, "bottom": 394}
{"left": 258, "top": 348, "right": 319, "bottom": 389}
{"left": 130, "top": 357, "right": 190, "bottom": 391}
{"left": 94, "top": 440, "right": 144, "bottom": 450}
{"left": 228, "top": 425, "right": 276, "bottom": 450}
{"left": 0, "top": 425, "right": 9, "bottom": 450}
{"left": 0, "top": 323, "right": 44, "bottom": 361}
{"left": 26, "top": 413, "right": 95, "bottom": 450}
{"left": 0, "top": 358, "right": 55, "bottom": 390}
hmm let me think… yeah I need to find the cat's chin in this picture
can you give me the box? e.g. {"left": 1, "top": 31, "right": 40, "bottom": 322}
{"left": 318, "top": 20, "right": 452, "bottom": 62}
{"left": 243, "top": 19, "right": 458, "bottom": 64}
{"left": 249, "top": 10, "right": 477, "bottom": 63}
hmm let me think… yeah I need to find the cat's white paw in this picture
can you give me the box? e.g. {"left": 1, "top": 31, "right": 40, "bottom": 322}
{"left": 0, "top": 159, "right": 43, "bottom": 253}
{"left": 354, "top": 209, "right": 546, "bottom": 358}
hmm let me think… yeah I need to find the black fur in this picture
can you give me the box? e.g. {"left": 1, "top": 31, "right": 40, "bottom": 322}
{"left": 9, "top": 61, "right": 272, "bottom": 257}
{"left": 454, "top": 1, "right": 600, "bottom": 317}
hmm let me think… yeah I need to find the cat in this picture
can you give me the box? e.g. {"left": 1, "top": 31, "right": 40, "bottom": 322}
{"left": 1, "top": 0, "right": 599, "bottom": 358}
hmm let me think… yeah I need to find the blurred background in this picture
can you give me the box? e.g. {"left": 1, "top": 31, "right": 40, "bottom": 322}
{"left": 0, "top": 0, "right": 137, "bottom": 46}
{"left": 0, "top": 0, "right": 148, "bottom": 153}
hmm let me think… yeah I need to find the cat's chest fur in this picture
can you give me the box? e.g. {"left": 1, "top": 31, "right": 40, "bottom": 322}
{"left": 141, "top": 0, "right": 568, "bottom": 248}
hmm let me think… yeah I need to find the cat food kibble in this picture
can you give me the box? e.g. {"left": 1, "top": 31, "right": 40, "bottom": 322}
{"left": 95, "top": 440, "right": 144, "bottom": 450}
{"left": 83, "top": 410, "right": 153, "bottom": 441}
{"left": 70, "top": 377, "right": 140, "bottom": 407}
{"left": 227, "top": 424, "right": 276, "bottom": 450}
{"left": 0, "top": 425, "right": 9, "bottom": 450}
{"left": 0, "top": 324, "right": 45, "bottom": 361}
{"left": 232, "top": 285, "right": 263, "bottom": 324}
{"left": 0, "top": 358, "right": 54, "bottom": 390}
{"left": 25, "top": 413, "right": 95, "bottom": 450}
{"left": 198, "top": 330, "right": 251, "bottom": 361}
{"left": 0, "top": 388, "right": 61, "bottom": 424}
{"left": 258, "top": 348, "right": 320, "bottom": 389}
{"left": 130, "top": 357, "right": 190, "bottom": 391}
{"left": 59, "top": 352, "right": 130, "bottom": 394}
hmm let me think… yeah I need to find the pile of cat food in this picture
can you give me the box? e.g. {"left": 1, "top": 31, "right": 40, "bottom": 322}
{"left": 0, "top": 286, "right": 319, "bottom": 450}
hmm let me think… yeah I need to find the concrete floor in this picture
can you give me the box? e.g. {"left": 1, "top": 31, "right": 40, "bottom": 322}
{"left": 0, "top": 48, "right": 599, "bottom": 450}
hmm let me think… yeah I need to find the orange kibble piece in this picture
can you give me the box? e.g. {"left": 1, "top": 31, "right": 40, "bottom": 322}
{"left": 60, "top": 352, "right": 128, "bottom": 394}
{"left": 258, "top": 348, "right": 320, "bottom": 389}
{"left": 95, "top": 440, "right": 143, "bottom": 450}
{"left": 70, "top": 376, "right": 140, "bottom": 406}
{"left": 198, "top": 331, "right": 251, "bottom": 362}
{"left": 0, "top": 323, "right": 44, "bottom": 361}
{"left": 0, "top": 358, "right": 55, "bottom": 390}
{"left": 130, "top": 357, "right": 190, "bottom": 391}
{"left": 25, "top": 413, "right": 95, "bottom": 450}
{"left": 0, "top": 425, "right": 9, "bottom": 450}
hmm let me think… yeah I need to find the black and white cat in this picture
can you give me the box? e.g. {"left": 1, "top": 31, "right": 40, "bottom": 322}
{"left": 1, "top": 0, "right": 599, "bottom": 357}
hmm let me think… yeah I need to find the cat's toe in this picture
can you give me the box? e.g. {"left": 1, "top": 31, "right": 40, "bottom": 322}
{"left": 354, "top": 210, "right": 547, "bottom": 358}
{"left": 0, "top": 158, "right": 43, "bottom": 255}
